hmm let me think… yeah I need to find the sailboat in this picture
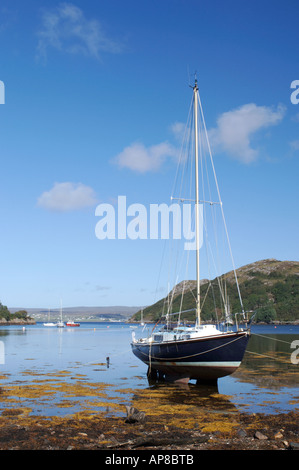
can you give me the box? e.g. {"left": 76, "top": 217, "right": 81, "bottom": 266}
{"left": 56, "top": 300, "right": 65, "bottom": 328}
{"left": 43, "top": 309, "right": 56, "bottom": 327}
{"left": 131, "top": 79, "right": 251, "bottom": 384}
{"left": 140, "top": 308, "right": 145, "bottom": 327}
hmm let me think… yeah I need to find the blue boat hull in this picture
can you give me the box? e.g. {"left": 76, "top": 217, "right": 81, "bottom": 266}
{"left": 131, "top": 330, "right": 250, "bottom": 383}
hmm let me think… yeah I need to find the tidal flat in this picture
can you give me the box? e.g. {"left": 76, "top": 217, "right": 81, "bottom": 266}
{"left": 0, "top": 378, "right": 298, "bottom": 450}
{"left": 0, "top": 323, "right": 298, "bottom": 450}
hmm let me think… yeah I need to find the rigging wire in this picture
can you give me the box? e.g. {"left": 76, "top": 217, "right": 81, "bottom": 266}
{"left": 151, "top": 82, "right": 247, "bottom": 329}
{"left": 197, "top": 92, "right": 245, "bottom": 316}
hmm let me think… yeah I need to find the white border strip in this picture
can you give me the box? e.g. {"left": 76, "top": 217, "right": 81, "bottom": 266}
{"left": 147, "top": 361, "right": 241, "bottom": 368}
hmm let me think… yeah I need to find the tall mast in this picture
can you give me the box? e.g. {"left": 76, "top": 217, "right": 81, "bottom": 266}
{"left": 193, "top": 80, "right": 201, "bottom": 326}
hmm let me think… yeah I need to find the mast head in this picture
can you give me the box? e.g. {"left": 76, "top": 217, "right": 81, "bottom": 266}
{"left": 189, "top": 72, "right": 199, "bottom": 91}
{"left": 193, "top": 72, "right": 198, "bottom": 91}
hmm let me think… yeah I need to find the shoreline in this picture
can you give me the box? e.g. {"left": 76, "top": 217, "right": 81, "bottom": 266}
{"left": 0, "top": 319, "right": 297, "bottom": 451}
{"left": 0, "top": 319, "right": 298, "bottom": 326}
{"left": 0, "top": 319, "right": 36, "bottom": 325}
{"left": 0, "top": 372, "right": 298, "bottom": 451}
{"left": 0, "top": 407, "right": 298, "bottom": 450}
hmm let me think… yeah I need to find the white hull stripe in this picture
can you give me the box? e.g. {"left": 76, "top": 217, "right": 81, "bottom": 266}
{"left": 146, "top": 361, "right": 241, "bottom": 368}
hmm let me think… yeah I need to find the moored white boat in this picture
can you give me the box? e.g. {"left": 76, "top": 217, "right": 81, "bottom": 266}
{"left": 43, "top": 309, "right": 56, "bottom": 327}
{"left": 57, "top": 300, "right": 65, "bottom": 328}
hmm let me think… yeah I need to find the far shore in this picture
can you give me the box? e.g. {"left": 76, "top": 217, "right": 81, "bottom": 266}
{"left": 0, "top": 319, "right": 298, "bottom": 326}
{"left": 0, "top": 319, "right": 36, "bottom": 325}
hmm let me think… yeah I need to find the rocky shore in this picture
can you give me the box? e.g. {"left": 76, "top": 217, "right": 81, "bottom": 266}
{"left": 0, "top": 318, "right": 36, "bottom": 325}
{"left": 0, "top": 407, "right": 298, "bottom": 451}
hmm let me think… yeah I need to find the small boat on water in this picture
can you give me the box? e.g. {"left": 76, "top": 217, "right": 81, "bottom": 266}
{"left": 43, "top": 309, "right": 56, "bottom": 327}
{"left": 66, "top": 320, "right": 80, "bottom": 327}
{"left": 131, "top": 78, "right": 251, "bottom": 384}
{"left": 57, "top": 300, "right": 65, "bottom": 328}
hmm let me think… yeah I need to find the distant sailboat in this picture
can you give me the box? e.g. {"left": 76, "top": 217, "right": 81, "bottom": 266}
{"left": 43, "top": 309, "right": 56, "bottom": 327}
{"left": 57, "top": 300, "right": 65, "bottom": 328}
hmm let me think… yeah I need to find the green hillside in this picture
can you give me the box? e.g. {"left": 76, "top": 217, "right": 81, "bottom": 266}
{"left": 0, "top": 303, "right": 34, "bottom": 324}
{"left": 131, "top": 259, "right": 299, "bottom": 324}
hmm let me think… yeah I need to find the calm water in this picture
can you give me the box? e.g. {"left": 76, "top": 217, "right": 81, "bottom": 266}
{"left": 0, "top": 322, "right": 298, "bottom": 417}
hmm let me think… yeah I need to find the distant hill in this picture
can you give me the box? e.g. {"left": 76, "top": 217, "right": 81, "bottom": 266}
{"left": 9, "top": 306, "right": 141, "bottom": 322}
{"left": 131, "top": 259, "right": 299, "bottom": 324}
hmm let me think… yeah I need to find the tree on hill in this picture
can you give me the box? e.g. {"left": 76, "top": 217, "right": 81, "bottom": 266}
{"left": 255, "top": 304, "right": 277, "bottom": 323}
{"left": 131, "top": 260, "right": 299, "bottom": 324}
{"left": 0, "top": 302, "right": 31, "bottom": 322}
{"left": 0, "top": 302, "right": 11, "bottom": 321}
{"left": 11, "top": 310, "right": 30, "bottom": 320}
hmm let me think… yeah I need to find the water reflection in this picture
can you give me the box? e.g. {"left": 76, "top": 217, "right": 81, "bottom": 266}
{"left": 134, "top": 329, "right": 299, "bottom": 415}
{"left": 0, "top": 324, "right": 298, "bottom": 417}
{"left": 144, "top": 331, "right": 299, "bottom": 391}
{"left": 234, "top": 332, "right": 299, "bottom": 389}
{"left": 129, "top": 380, "right": 241, "bottom": 431}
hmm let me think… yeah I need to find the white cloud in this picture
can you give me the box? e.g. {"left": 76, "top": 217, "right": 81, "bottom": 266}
{"left": 209, "top": 103, "right": 285, "bottom": 163}
{"left": 37, "top": 2, "right": 122, "bottom": 61}
{"left": 112, "top": 103, "right": 285, "bottom": 173}
{"left": 112, "top": 141, "right": 178, "bottom": 173}
{"left": 95, "top": 285, "right": 111, "bottom": 291}
{"left": 37, "top": 182, "right": 98, "bottom": 211}
{"left": 290, "top": 140, "right": 299, "bottom": 151}
{"left": 169, "top": 122, "right": 186, "bottom": 142}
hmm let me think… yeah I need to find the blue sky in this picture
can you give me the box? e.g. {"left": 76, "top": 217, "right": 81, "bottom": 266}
{"left": 0, "top": 0, "right": 298, "bottom": 309}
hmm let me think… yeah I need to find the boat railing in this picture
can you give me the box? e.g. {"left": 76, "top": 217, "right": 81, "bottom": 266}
{"left": 234, "top": 311, "right": 251, "bottom": 331}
